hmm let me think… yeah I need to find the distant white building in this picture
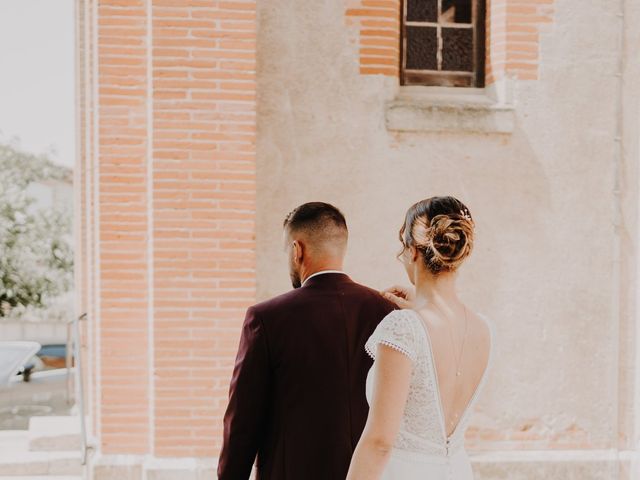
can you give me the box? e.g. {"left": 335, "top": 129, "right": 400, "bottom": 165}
{"left": 25, "top": 170, "right": 73, "bottom": 213}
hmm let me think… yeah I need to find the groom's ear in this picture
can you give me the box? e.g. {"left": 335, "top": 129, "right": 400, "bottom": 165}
{"left": 292, "top": 240, "right": 304, "bottom": 264}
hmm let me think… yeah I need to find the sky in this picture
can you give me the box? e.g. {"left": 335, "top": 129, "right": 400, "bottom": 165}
{"left": 0, "top": 0, "right": 75, "bottom": 168}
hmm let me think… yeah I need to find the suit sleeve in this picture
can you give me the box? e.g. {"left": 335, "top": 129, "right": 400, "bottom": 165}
{"left": 218, "top": 306, "right": 271, "bottom": 480}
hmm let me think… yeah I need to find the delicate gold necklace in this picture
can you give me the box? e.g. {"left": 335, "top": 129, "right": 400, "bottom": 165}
{"left": 431, "top": 302, "right": 469, "bottom": 377}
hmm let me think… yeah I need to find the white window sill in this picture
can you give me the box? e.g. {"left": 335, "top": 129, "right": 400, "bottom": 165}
{"left": 385, "top": 84, "right": 515, "bottom": 134}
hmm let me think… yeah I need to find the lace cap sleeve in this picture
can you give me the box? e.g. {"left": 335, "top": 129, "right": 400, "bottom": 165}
{"left": 365, "top": 310, "right": 419, "bottom": 362}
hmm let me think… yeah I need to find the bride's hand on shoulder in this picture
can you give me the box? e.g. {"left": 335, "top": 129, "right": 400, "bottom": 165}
{"left": 380, "top": 285, "right": 415, "bottom": 309}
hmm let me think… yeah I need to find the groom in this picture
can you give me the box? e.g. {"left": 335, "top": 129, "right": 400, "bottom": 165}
{"left": 218, "top": 202, "right": 396, "bottom": 480}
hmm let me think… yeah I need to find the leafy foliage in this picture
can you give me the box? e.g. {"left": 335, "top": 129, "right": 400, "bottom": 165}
{"left": 0, "top": 143, "right": 73, "bottom": 318}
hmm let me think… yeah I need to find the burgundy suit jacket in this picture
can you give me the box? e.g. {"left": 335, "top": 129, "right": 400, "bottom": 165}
{"left": 218, "top": 273, "right": 396, "bottom": 480}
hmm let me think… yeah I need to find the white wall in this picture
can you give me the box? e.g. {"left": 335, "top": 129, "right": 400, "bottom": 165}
{"left": 254, "top": 0, "right": 640, "bottom": 477}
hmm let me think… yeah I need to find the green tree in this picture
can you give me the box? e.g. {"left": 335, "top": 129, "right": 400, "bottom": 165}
{"left": 0, "top": 143, "right": 73, "bottom": 317}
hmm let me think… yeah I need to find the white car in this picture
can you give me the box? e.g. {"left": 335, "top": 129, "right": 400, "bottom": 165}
{"left": 0, "top": 341, "right": 73, "bottom": 430}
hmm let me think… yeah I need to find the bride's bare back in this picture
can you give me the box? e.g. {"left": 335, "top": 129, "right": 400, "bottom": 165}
{"left": 415, "top": 305, "right": 492, "bottom": 438}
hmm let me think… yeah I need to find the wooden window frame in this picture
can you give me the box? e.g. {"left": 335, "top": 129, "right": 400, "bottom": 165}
{"left": 400, "top": 0, "right": 486, "bottom": 88}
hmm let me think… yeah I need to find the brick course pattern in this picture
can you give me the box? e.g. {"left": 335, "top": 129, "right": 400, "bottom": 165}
{"left": 96, "top": 0, "right": 151, "bottom": 454}
{"left": 151, "top": 0, "right": 257, "bottom": 457}
{"left": 486, "top": 0, "right": 554, "bottom": 83}
{"left": 77, "top": 0, "right": 257, "bottom": 459}
{"left": 346, "top": 0, "right": 401, "bottom": 76}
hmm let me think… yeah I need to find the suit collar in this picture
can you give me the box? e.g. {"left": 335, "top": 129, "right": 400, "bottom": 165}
{"left": 302, "top": 270, "right": 346, "bottom": 287}
{"left": 302, "top": 272, "right": 352, "bottom": 288}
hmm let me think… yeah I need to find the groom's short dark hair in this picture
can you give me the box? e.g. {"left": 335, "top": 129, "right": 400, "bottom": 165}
{"left": 283, "top": 202, "right": 348, "bottom": 236}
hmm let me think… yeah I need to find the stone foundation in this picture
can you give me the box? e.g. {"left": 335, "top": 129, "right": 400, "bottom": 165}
{"left": 88, "top": 450, "right": 640, "bottom": 480}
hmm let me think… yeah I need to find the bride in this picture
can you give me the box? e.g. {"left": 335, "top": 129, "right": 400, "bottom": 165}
{"left": 347, "top": 196, "right": 494, "bottom": 480}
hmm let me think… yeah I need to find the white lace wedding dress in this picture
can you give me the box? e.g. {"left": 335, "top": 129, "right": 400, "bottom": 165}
{"left": 364, "top": 309, "right": 493, "bottom": 480}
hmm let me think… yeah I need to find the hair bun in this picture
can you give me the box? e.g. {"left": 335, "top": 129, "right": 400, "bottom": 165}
{"left": 428, "top": 214, "right": 474, "bottom": 270}
{"left": 401, "top": 196, "right": 475, "bottom": 275}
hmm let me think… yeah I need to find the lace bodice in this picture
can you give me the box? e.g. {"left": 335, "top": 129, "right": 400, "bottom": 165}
{"left": 365, "top": 309, "right": 493, "bottom": 457}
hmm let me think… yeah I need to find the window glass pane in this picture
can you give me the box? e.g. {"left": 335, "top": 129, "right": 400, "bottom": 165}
{"left": 405, "top": 26, "right": 438, "bottom": 70}
{"left": 440, "top": 0, "right": 472, "bottom": 24}
{"left": 441, "top": 27, "right": 473, "bottom": 71}
{"left": 406, "top": 0, "right": 437, "bottom": 23}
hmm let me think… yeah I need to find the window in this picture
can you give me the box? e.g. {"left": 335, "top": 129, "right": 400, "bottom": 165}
{"left": 401, "top": 0, "right": 485, "bottom": 87}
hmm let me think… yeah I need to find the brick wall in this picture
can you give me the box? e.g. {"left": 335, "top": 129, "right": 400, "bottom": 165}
{"left": 346, "top": 0, "right": 555, "bottom": 83}
{"left": 78, "top": 0, "right": 257, "bottom": 460}
{"left": 486, "top": 0, "right": 554, "bottom": 83}
{"left": 151, "top": 0, "right": 257, "bottom": 457}
{"left": 346, "top": 0, "right": 401, "bottom": 76}
{"left": 97, "top": 0, "right": 151, "bottom": 454}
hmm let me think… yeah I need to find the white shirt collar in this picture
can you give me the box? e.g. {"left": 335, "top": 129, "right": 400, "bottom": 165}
{"left": 301, "top": 270, "right": 346, "bottom": 287}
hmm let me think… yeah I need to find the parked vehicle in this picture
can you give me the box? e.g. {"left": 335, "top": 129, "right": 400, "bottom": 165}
{"left": 0, "top": 341, "right": 73, "bottom": 430}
